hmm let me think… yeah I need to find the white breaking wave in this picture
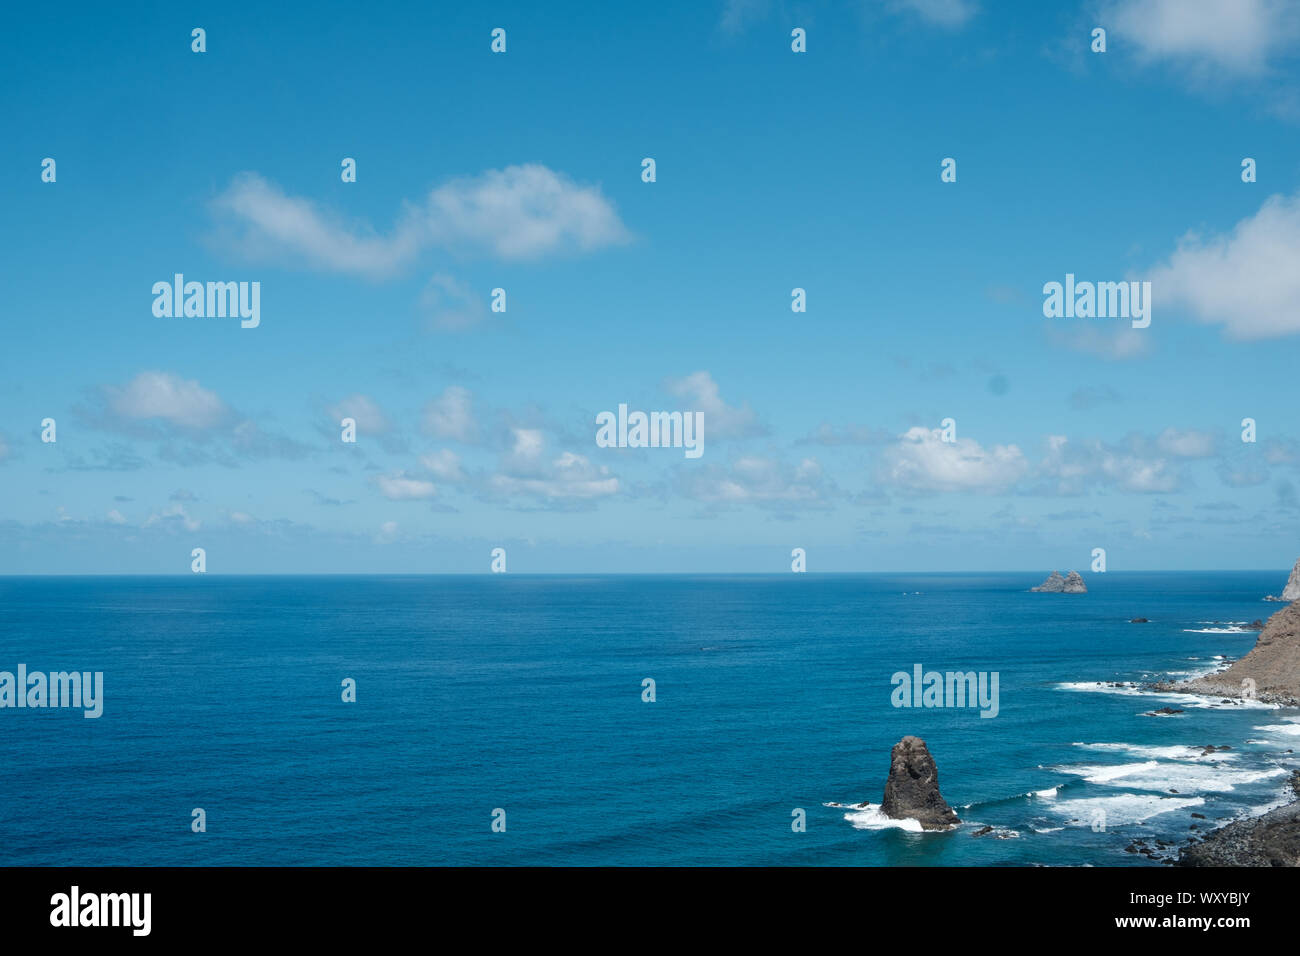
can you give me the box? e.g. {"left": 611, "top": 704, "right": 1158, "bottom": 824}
{"left": 842, "top": 805, "right": 925, "bottom": 832}
{"left": 1074, "top": 742, "right": 1239, "bottom": 763}
{"left": 1055, "top": 760, "right": 1285, "bottom": 793}
{"left": 1253, "top": 719, "right": 1300, "bottom": 737}
{"left": 1056, "top": 681, "right": 1277, "bottom": 710}
{"left": 1047, "top": 793, "right": 1205, "bottom": 826}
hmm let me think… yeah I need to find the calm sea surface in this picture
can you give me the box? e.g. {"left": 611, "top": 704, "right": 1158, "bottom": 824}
{"left": 1, "top": 572, "right": 1295, "bottom": 865}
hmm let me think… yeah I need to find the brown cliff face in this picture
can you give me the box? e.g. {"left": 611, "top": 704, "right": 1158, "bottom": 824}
{"left": 1263, "top": 558, "right": 1300, "bottom": 602}
{"left": 1178, "top": 600, "right": 1300, "bottom": 705}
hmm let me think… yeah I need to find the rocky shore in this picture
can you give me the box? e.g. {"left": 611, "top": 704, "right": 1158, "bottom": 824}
{"left": 1154, "top": 599, "right": 1300, "bottom": 706}
{"left": 1179, "top": 772, "right": 1300, "bottom": 867}
{"left": 1159, "top": 583, "right": 1300, "bottom": 865}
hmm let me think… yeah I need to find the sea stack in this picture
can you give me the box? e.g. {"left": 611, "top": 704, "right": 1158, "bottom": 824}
{"left": 1031, "top": 570, "right": 1087, "bottom": 593}
{"left": 1264, "top": 557, "right": 1300, "bottom": 602}
{"left": 879, "top": 735, "right": 960, "bottom": 830}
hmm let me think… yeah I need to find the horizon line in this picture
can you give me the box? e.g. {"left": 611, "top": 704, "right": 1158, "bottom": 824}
{"left": 0, "top": 569, "right": 1287, "bottom": 578}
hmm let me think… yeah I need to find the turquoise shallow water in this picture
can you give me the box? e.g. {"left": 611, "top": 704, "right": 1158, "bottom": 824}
{"left": 0, "top": 572, "right": 1295, "bottom": 865}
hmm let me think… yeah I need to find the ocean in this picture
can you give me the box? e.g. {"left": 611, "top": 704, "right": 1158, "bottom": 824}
{"left": 1, "top": 572, "right": 1296, "bottom": 866}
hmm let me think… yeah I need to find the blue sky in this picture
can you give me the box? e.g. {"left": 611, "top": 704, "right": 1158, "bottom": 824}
{"left": 2, "top": 0, "right": 1300, "bottom": 573}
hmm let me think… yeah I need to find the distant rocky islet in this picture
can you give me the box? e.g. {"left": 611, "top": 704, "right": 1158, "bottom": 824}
{"left": 1031, "top": 570, "right": 1087, "bottom": 593}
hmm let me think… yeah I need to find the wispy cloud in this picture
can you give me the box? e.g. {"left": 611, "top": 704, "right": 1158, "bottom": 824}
{"left": 664, "top": 371, "right": 764, "bottom": 440}
{"left": 210, "top": 164, "right": 630, "bottom": 277}
{"left": 886, "top": 0, "right": 979, "bottom": 29}
{"left": 375, "top": 472, "right": 438, "bottom": 501}
{"left": 422, "top": 386, "right": 479, "bottom": 443}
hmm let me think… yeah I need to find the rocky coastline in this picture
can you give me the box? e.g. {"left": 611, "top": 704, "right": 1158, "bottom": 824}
{"left": 1152, "top": 585, "right": 1300, "bottom": 865}
{"left": 1179, "top": 772, "right": 1300, "bottom": 866}
{"left": 1153, "top": 599, "right": 1300, "bottom": 706}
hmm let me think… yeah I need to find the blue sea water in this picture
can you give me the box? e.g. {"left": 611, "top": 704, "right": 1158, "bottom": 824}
{"left": 1, "top": 572, "right": 1296, "bottom": 866}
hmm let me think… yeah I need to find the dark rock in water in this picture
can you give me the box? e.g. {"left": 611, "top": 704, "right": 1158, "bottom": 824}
{"left": 879, "top": 735, "right": 960, "bottom": 830}
{"left": 1032, "top": 570, "right": 1087, "bottom": 593}
{"left": 971, "top": 825, "right": 994, "bottom": 837}
{"left": 1246, "top": 619, "right": 1265, "bottom": 630}
{"left": 1144, "top": 707, "right": 1184, "bottom": 717}
{"left": 1200, "top": 745, "right": 1231, "bottom": 756}
{"left": 1291, "top": 771, "right": 1300, "bottom": 798}
{"left": 1130, "top": 617, "right": 1150, "bottom": 623}
{"left": 1191, "top": 813, "right": 1206, "bottom": 819}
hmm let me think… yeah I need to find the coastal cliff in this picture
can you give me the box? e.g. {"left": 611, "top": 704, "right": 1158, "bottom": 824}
{"left": 1164, "top": 600, "right": 1300, "bottom": 706}
{"left": 1264, "top": 557, "right": 1300, "bottom": 602}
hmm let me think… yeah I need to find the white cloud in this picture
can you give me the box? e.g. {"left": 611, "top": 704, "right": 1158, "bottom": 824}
{"left": 680, "top": 454, "right": 833, "bottom": 507}
{"left": 106, "top": 509, "right": 127, "bottom": 525}
{"left": 105, "top": 371, "right": 229, "bottom": 429}
{"left": 1155, "top": 427, "right": 1217, "bottom": 458}
{"left": 1148, "top": 192, "right": 1300, "bottom": 339}
{"left": 212, "top": 164, "right": 629, "bottom": 275}
{"left": 720, "top": 0, "right": 770, "bottom": 33}
{"left": 143, "top": 503, "right": 201, "bottom": 532}
{"left": 888, "top": 0, "right": 978, "bottom": 28}
{"left": 212, "top": 172, "right": 422, "bottom": 277}
{"left": 1048, "top": 324, "right": 1151, "bottom": 360}
{"left": 420, "top": 273, "right": 488, "bottom": 330}
{"left": 491, "top": 450, "right": 619, "bottom": 500}
{"left": 424, "top": 164, "right": 631, "bottom": 260}
{"left": 376, "top": 472, "right": 437, "bottom": 500}
{"left": 880, "top": 427, "right": 1028, "bottom": 493}
{"left": 420, "top": 449, "right": 466, "bottom": 482}
{"left": 327, "top": 394, "right": 392, "bottom": 434}
{"left": 509, "top": 428, "right": 545, "bottom": 462}
{"left": 1101, "top": 0, "right": 1300, "bottom": 76}
{"left": 422, "top": 386, "right": 478, "bottom": 442}
{"left": 490, "top": 429, "right": 618, "bottom": 500}
{"left": 1038, "top": 435, "right": 1182, "bottom": 494}
{"left": 797, "top": 422, "right": 893, "bottom": 446}
{"left": 665, "top": 371, "right": 764, "bottom": 439}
